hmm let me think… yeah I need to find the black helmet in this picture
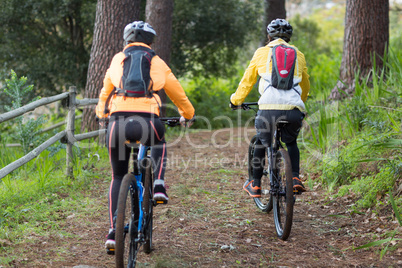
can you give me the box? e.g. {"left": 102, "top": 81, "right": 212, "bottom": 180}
{"left": 123, "top": 21, "right": 156, "bottom": 45}
{"left": 267, "top": 19, "right": 293, "bottom": 42}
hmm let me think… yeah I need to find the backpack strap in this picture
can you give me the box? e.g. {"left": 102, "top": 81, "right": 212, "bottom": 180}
{"left": 292, "top": 87, "right": 301, "bottom": 96}
{"left": 123, "top": 45, "right": 156, "bottom": 59}
{"left": 104, "top": 87, "right": 116, "bottom": 115}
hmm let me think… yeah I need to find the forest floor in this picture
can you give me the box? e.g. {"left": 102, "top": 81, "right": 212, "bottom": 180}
{"left": 7, "top": 128, "right": 402, "bottom": 267}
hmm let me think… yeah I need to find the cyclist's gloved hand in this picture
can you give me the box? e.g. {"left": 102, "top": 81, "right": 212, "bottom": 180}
{"left": 229, "top": 101, "right": 241, "bottom": 110}
{"left": 180, "top": 115, "right": 195, "bottom": 127}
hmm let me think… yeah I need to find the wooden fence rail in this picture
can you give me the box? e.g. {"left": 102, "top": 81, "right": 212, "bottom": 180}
{"left": 0, "top": 86, "right": 101, "bottom": 180}
{"left": 0, "top": 92, "right": 69, "bottom": 124}
{"left": 5, "top": 115, "right": 83, "bottom": 147}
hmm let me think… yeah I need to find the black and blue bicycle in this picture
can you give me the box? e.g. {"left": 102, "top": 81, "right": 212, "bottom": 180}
{"left": 236, "top": 102, "right": 297, "bottom": 240}
{"left": 113, "top": 117, "right": 181, "bottom": 268}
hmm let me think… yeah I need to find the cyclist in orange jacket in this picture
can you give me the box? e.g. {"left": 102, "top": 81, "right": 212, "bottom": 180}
{"left": 230, "top": 19, "right": 310, "bottom": 197}
{"left": 96, "top": 21, "right": 195, "bottom": 251}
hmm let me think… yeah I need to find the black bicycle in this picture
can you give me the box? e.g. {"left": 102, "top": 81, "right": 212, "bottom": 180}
{"left": 113, "top": 117, "right": 181, "bottom": 268}
{"left": 237, "top": 102, "right": 297, "bottom": 240}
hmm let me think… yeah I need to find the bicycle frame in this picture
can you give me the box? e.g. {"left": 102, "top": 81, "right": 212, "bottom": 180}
{"left": 237, "top": 102, "right": 294, "bottom": 240}
{"left": 128, "top": 117, "right": 181, "bottom": 235}
{"left": 114, "top": 116, "right": 182, "bottom": 266}
{"left": 125, "top": 117, "right": 181, "bottom": 237}
{"left": 130, "top": 144, "right": 149, "bottom": 234}
{"left": 269, "top": 122, "right": 289, "bottom": 197}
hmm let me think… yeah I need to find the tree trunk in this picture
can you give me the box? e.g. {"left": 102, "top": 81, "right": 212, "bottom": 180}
{"left": 261, "top": 0, "right": 286, "bottom": 46}
{"left": 145, "top": 0, "right": 174, "bottom": 116}
{"left": 330, "top": 0, "right": 389, "bottom": 100}
{"left": 81, "top": 0, "right": 141, "bottom": 131}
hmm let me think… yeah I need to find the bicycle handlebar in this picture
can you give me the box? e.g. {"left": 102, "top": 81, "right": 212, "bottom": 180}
{"left": 231, "top": 102, "right": 258, "bottom": 111}
{"left": 240, "top": 102, "right": 258, "bottom": 110}
{"left": 98, "top": 116, "right": 194, "bottom": 127}
{"left": 160, "top": 117, "right": 181, "bottom": 127}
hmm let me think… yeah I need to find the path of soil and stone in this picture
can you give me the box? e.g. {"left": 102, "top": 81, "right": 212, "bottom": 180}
{"left": 12, "top": 128, "right": 402, "bottom": 267}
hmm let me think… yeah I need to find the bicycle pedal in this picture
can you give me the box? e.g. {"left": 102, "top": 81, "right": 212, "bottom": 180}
{"left": 106, "top": 248, "right": 115, "bottom": 255}
{"left": 293, "top": 189, "right": 302, "bottom": 195}
{"left": 154, "top": 200, "right": 168, "bottom": 206}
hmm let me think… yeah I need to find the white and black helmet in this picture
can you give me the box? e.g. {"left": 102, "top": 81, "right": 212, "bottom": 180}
{"left": 123, "top": 21, "right": 156, "bottom": 45}
{"left": 267, "top": 19, "right": 293, "bottom": 42}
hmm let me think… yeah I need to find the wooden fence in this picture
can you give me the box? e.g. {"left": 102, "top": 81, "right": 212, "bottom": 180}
{"left": 0, "top": 86, "right": 104, "bottom": 180}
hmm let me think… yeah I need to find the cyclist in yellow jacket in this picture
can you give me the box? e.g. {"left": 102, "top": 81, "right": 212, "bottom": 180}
{"left": 96, "top": 21, "right": 195, "bottom": 251}
{"left": 230, "top": 19, "right": 310, "bottom": 197}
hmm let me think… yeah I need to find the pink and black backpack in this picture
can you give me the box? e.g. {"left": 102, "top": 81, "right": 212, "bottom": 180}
{"left": 270, "top": 44, "right": 297, "bottom": 90}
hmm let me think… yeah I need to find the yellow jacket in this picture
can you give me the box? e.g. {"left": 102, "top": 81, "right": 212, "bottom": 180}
{"left": 231, "top": 39, "right": 310, "bottom": 111}
{"left": 96, "top": 43, "right": 195, "bottom": 119}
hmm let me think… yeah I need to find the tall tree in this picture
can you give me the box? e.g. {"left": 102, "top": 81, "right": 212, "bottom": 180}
{"left": 330, "top": 0, "right": 389, "bottom": 99}
{"left": 145, "top": 0, "right": 174, "bottom": 116}
{"left": 261, "top": 0, "right": 286, "bottom": 46}
{"left": 146, "top": 0, "right": 174, "bottom": 65}
{"left": 81, "top": 0, "right": 141, "bottom": 131}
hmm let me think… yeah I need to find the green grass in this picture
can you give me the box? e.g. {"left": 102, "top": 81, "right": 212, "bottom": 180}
{"left": 0, "top": 141, "right": 109, "bottom": 266}
{"left": 301, "top": 45, "right": 402, "bottom": 215}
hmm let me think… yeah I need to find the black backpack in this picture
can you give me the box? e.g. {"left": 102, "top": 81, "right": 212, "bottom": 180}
{"left": 103, "top": 46, "right": 156, "bottom": 115}
{"left": 119, "top": 46, "right": 156, "bottom": 97}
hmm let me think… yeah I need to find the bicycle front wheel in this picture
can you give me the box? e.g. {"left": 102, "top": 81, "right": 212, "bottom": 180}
{"left": 248, "top": 135, "right": 272, "bottom": 212}
{"left": 272, "top": 148, "right": 294, "bottom": 240}
{"left": 115, "top": 173, "right": 140, "bottom": 268}
{"left": 142, "top": 157, "right": 153, "bottom": 254}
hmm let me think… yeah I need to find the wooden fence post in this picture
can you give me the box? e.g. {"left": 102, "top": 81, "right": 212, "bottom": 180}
{"left": 0, "top": 89, "right": 101, "bottom": 180}
{"left": 66, "top": 86, "right": 77, "bottom": 178}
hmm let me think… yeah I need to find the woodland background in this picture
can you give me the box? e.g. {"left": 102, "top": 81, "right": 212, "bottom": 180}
{"left": 0, "top": 0, "right": 402, "bottom": 266}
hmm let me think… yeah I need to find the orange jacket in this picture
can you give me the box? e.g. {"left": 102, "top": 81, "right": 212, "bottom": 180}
{"left": 96, "top": 43, "right": 195, "bottom": 119}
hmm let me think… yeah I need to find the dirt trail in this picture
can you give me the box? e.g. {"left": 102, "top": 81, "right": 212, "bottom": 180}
{"left": 12, "top": 128, "right": 402, "bottom": 267}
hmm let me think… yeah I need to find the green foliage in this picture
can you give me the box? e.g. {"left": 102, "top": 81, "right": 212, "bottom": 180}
{"left": 291, "top": 15, "right": 321, "bottom": 57}
{"left": 390, "top": 3, "right": 402, "bottom": 42}
{"left": 303, "top": 100, "right": 340, "bottom": 154}
{"left": 181, "top": 72, "right": 260, "bottom": 129}
{"left": 300, "top": 18, "right": 402, "bottom": 208}
{"left": 308, "top": 52, "right": 342, "bottom": 100}
{"left": 171, "top": 0, "right": 263, "bottom": 78}
{"left": 309, "top": 100, "right": 402, "bottom": 193}
{"left": 343, "top": 95, "right": 370, "bottom": 134}
{"left": 303, "top": 48, "right": 402, "bottom": 207}
{"left": 0, "top": 143, "right": 109, "bottom": 254}
{"left": 1, "top": 70, "right": 46, "bottom": 153}
{"left": 354, "top": 230, "right": 401, "bottom": 261}
{"left": 389, "top": 190, "right": 402, "bottom": 226}
{"left": 0, "top": 0, "right": 263, "bottom": 93}
{"left": 0, "top": 0, "right": 97, "bottom": 95}
{"left": 338, "top": 164, "right": 399, "bottom": 209}
{"left": 1, "top": 70, "right": 36, "bottom": 112}
{"left": 290, "top": 15, "right": 342, "bottom": 100}
{"left": 309, "top": 4, "right": 345, "bottom": 53}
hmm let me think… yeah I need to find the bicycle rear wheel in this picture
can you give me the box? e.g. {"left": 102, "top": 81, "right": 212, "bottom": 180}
{"left": 248, "top": 135, "right": 272, "bottom": 212}
{"left": 142, "top": 157, "right": 153, "bottom": 254}
{"left": 115, "top": 173, "right": 140, "bottom": 268}
{"left": 272, "top": 148, "right": 294, "bottom": 240}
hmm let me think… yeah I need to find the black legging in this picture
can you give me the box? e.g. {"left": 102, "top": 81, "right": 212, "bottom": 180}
{"left": 106, "top": 112, "right": 165, "bottom": 229}
{"left": 253, "top": 109, "right": 304, "bottom": 182}
{"left": 252, "top": 138, "right": 300, "bottom": 180}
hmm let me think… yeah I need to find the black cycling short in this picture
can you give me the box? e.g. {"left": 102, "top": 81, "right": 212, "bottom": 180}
{"left": 255, "top": 108, "right": 304, "bottom": 147}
